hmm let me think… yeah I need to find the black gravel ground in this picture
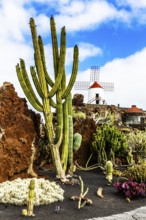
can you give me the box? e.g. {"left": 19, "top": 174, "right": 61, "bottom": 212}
{"left": 0, "top": 169, "right": 146, "bottom": 220}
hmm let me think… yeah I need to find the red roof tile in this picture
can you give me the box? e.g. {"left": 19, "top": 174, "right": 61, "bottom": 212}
{"left": 89, "top": 82, "right": 102, "bottom": 89}
{"left": 125, "top": 105, "right": 143, "bottom": 113}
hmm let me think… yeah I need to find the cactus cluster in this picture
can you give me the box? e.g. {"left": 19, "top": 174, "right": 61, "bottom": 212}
{"left": 92, "top": 124, "right": 128, "bottom": 165}
{"left": 126, "top": 129, "right": 146, "bottom": 162}
{"left": 16, "top": 16, "right": 80, "bottom": 179}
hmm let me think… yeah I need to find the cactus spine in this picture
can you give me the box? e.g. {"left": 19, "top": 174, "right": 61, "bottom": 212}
{"left": 16, "top": 16, "right": 79, "bottom": 180}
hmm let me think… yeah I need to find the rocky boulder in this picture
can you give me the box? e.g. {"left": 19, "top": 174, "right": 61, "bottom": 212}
{"left": 72, "top": 93, "right": 84, "bottom": 106}
{"left": 0, "top": 82, "right": 40, "bottom": 182}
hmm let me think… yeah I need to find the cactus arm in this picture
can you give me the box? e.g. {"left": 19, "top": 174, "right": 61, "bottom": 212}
{"left": 61, "top": 69, "right": 66, "bottom": 94}
{"left": 30, "top": 67, "right": 57, "bottom": 108}
{"left": 67, "top": 93, "right": 73, "bottom": 116}
{"left": 61, "top": 100, "right": 69, "bottom": 171}
{"left": 55, "top": 94, "right": 63, "bottom": 143}
{"left": 38, "top": 36, "right": 54, "bottom": 87}
{"left": 50, "top": 98, "right": 57, "bottom": 108}
{"left": 68, "top": 115, "right": 73, "bottom": 166}
{"left": 45, "top": 70, "right": 54, "bottom": 87}
{"left": 50, "top": 15, "right": 59, "bottom": 78}
{"left": 48, "top": 26, "right": 66, "bottom": 98}
{"left": 62, "top": 45, "right": 78, "bottom": 99}
{"left": 29, "top": 18, "right": 48, "bottom": 99}
{"left": 20, "top": 59, "right": 43, "bottom": 104}
{"left": 30, "top": 66, "right": 44, "bottom": 99}
{"left": 16, "top": 64, "right": 43, "bottom": 112}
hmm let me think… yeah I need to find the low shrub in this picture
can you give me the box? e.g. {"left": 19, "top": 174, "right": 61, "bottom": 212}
{"left": 122, "top": 164, "right": 146, "bottom": 183}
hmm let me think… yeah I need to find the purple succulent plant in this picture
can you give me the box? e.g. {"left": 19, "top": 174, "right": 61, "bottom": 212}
{"left": 114, "top": 179, "right": 146, "bottom": 200}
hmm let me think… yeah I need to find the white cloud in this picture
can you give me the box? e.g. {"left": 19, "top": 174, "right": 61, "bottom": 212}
{"left": 100, "top": 47, "right": 146, "bottom": 109}
{"left": 35, "top": 14, "right": 50, "bottom": 36}
{"left": 28, "top": 0, "right": 130, "bottom": 33}
{"left": 0, "top": 1, "right": 34, "bottom": 42}
{"left": 54, "top": 0, "right": 129, "bottom": 32}
{"left": 115, "top": 0, "right": 146, "bottom": 24}
{"left": 0, "top": 0, "right": 35, "bottom": 99}
{"left": 116, "top": 0, "right": 146, "bottom": 9}
{"left": 78, "top": 43, "right": 103, "bottom": 61}
{"left": 66, "top": 43, "right": 102, "bottom": 66}
{"left": 0, "top": 39, "right": 34, "bottom": 97}
{"left": 29, "top": 0, "right": 146, "bottom": 32}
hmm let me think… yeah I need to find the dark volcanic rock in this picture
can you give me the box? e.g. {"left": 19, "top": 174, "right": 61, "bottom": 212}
{"left": 72, "top": 93, "right": 84, "bottom": 106}
{"left": 0, "top": 82, "right": 40, "bottom": 182}
{"left": 74, "top": 117, "right": 96, "bottom": 166}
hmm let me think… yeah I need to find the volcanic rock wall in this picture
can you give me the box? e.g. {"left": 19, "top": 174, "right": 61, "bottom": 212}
{"left": 0, "top": 82, "right": 40, "bottom": 182}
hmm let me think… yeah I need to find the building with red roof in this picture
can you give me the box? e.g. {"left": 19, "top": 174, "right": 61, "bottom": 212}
{"left": 123, "top": 105, "right": 145, "bottom": 125}
{"left": 88, "top": 82, "right": 105, "bottom": 104}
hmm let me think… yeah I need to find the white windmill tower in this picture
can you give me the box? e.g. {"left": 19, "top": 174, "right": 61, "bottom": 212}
{"left": 74, "top": 66, "right": 114, "bottom": 104}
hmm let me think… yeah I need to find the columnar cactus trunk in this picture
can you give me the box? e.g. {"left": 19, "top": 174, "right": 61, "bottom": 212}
{"left": 16, "top": 16, "right": 79, "bottom": 180}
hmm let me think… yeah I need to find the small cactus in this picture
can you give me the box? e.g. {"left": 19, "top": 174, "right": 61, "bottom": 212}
{"left": 127, "top": 146, "right": 135, "bottom": 165}
{"left": 22, "top": 179, "right": 35, "bottom": 217}
{"left": 105, "top": 161, "right": 113, "bottom": 185}
{"left": 27, "top": 179, "right": 35, "bottom": 216}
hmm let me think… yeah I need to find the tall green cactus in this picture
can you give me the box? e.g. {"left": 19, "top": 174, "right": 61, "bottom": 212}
{"left": 16, "top": 16, "right": 79, "bottom": 180}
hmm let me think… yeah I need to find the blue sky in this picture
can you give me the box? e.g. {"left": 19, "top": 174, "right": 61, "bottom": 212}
{"left": 0, "top": 0, "right": 146, "bottom": 109}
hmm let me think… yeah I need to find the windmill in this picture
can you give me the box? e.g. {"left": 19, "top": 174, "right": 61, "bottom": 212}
{"left": 74, "top": 66, "right": 114, "bottom": 104}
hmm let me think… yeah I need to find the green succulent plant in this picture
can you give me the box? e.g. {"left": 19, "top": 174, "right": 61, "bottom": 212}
{"left": 126, "top": 129, "right": 146, "bottom": 162}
